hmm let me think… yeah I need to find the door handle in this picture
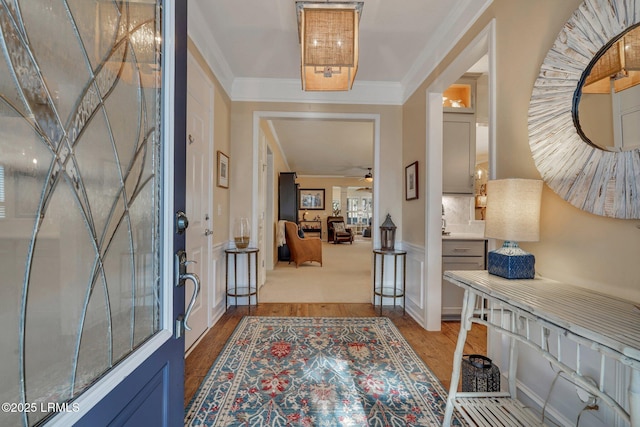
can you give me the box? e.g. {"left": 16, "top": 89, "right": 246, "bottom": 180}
{"left": 204, "top": 229, "right": 213, "bottom": 236}
{"left": 180, "top": 272, "right": 200, "bottom": 331}
{"left": 174, "top": 251, "right": 201, "bottom": 336}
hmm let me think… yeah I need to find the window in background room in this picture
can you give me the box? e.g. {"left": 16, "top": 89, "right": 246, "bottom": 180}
{"left": 332, "top": 186, "right": 342, "bottom": 216}
{"left": 346, "top": 188, "right": 372, "bottom": 235}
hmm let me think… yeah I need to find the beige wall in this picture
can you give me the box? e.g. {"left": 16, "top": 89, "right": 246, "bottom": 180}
{"left": 579, "top": 93, "right": 613, "bottom": 148}
{"left": 188, "top": 39, "right": 232, "bottom": 246}
{"left": 402, "top": 0, "right": 640, "bottom": 301}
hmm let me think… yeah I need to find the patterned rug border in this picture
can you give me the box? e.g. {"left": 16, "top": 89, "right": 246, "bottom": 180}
{"left": 185, "top": 316, "right": 464, "bottom": 426}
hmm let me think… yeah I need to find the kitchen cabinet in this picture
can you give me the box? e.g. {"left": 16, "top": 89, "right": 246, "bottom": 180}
{"left": 443, "top": 113, "right": 476, "bottom": 194}
{"left": 443, "top": 77, "right": 476, "bottom": 113}
{"left": 441, "top": 239, "right": 486, "bottom": 320}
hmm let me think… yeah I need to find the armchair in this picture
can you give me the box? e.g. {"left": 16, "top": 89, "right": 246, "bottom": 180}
{"left": 327, "top": 217, "right": 353, "bottom": 244}
{"left": 284, "top": 221, "right": 323, "bottom": 267}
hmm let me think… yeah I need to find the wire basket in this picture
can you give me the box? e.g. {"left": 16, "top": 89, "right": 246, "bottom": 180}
{"left": 462, "top": 354, "right": 500, "bottom": 392}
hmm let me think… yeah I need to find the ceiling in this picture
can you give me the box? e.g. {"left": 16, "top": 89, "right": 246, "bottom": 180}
{"left": 269, "top": 118, "right": 374, "bottom": 177}
{"left": 188, "top": 0, "right": 492, "bottom": 177}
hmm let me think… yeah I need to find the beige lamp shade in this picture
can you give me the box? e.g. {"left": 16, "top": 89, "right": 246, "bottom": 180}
{"left": 484, "top": 179, "right": 543, "bottom": 242}
{"left": 297, "top": 2, "right": 362, "bottom": 91}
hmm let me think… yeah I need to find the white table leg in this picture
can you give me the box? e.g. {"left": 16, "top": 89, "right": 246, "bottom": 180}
{"left": 443, "top": 289, "right": 475, "bottom": 427}
{"left": 508, "top": 310, "right": 518, "bottom": 398}
{"left": 631, "top": 368, "right": 640, "bottom": 427}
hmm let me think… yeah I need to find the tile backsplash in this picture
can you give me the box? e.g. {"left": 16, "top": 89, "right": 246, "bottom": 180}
{"left": 442, "top": 195, "right": 485, "bottom": 235}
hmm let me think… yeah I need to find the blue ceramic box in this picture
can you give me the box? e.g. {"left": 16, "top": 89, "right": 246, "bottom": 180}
{"left": 488, "top": 251, "right": 535, "bottom": 279}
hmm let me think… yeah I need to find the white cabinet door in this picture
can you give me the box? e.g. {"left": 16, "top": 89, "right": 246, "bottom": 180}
{"left": 443, "top": 113, "right": 476, "bottom": 194}
{"left": 442, "top": 240, "right": 486, "bottom": 319}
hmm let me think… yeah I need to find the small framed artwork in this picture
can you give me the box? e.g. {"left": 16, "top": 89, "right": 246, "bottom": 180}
{"left": 217, "top": 151, "right": 229, "bottom": 188}
{"left": 299, "top": 188, "right": 325, "bottom": 210}
{"left": 405, "top": 161, "right": 419, "bottom": 200}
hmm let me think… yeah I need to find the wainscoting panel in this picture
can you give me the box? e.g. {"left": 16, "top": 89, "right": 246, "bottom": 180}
{"left": 210, "top": 243, "right": 227, "bottom": 326}
{"left": 402, "top": 242, "right": 426, "bottom": 328}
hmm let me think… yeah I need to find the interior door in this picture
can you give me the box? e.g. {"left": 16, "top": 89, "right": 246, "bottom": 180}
{"left": 0, "top": 1, "right": 188, "bottom": 426}
{"left": 184, "top": 53, "right": 213, "bottom": 350}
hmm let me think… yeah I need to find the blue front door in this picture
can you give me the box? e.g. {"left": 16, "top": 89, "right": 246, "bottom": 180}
{"left": 0, "top": 1, "right": 188, "bottom": 425}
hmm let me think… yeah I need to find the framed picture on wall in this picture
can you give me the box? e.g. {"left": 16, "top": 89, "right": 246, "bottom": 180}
{"left": 217, "top": 151, "right": 229, "bottom": 188}
{"left": 299, "top": 188, "right": 325, "bottom": 210}
{"left": 405, "top": 161, "right": 419, "bottom": 200}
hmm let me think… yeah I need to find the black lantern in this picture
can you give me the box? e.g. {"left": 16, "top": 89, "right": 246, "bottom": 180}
{"left": 380, "top": 214, "right": 397, "bottom": 251}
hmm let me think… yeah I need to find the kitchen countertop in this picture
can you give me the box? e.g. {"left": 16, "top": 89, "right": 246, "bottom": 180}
{"left": 442, "top": 233, "right": 486, "bottom": 241}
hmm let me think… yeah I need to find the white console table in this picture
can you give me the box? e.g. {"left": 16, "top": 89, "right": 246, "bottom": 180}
{"left": 442, "top": 270, "right": 640, "bottom": 427}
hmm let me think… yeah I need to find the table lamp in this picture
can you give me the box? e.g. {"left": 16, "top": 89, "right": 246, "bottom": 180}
{"left": 485, "top": 179, "right": 543, "bottom": 279}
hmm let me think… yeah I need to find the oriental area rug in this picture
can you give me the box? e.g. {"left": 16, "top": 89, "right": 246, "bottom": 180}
{"left": 185, "top": 316, "right": 464, "bottom": 426}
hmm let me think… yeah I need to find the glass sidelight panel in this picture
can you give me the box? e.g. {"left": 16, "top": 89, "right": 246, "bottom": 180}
{"left": 0, "top": 1, "right": 163, "bottom": 425}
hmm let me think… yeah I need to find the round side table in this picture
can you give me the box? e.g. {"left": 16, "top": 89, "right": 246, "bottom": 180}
{"left": 225, "top": 247, "right": 259, "bottom": 313}
{"left": 372, "top": 248, "right": 407, "bottom": 316}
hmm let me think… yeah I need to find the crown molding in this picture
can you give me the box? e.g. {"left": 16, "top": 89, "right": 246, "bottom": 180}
{"left": 187, "top": 1, "right": 234, "bottom": 95}
{"left": 401, "top": 0, "right": 493, "bottom": 102}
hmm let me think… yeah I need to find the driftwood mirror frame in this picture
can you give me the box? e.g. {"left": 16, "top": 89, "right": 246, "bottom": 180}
{"left": 528, "top": 0, "right": 640, "bottom": 219}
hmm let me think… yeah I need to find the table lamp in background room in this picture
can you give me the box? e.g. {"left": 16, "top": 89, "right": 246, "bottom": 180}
{"left": 484, "top": 179, "right": 543, "bottom": 279}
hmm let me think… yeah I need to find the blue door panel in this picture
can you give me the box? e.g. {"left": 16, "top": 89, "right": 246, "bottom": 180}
{"left": 74, "top": 338, "right": 184, "bottom": 426}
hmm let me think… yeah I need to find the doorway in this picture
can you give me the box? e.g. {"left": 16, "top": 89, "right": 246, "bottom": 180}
{"left": 253, "top": 112, "right": 381, "bottom": 301}
{"left": 423, "top": 20, "right": 496, "bottom": 330}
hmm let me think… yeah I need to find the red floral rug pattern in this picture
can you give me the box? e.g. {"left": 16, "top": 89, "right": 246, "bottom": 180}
{"left": 185, "top": 317, "right": 465, "bottom": 426}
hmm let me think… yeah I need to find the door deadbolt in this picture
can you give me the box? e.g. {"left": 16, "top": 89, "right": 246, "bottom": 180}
{"left": 176, "top": 211, "right": 189, "bottom": 234}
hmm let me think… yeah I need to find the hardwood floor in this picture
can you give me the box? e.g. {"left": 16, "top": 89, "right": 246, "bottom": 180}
{"left": 184, "top": 303, "right": 486, "bottom": 406}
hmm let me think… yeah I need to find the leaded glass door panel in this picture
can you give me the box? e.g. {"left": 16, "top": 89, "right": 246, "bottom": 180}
{"left": 0, "top": 1, "right": 187, "bottom": 425}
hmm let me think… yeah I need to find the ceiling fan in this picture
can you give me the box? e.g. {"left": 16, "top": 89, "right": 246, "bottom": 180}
{"left": 361, "top": 167, "right": 373, "bottom": 183}
{"left": 355, "top": 167, "right": 373, "bottom": 192}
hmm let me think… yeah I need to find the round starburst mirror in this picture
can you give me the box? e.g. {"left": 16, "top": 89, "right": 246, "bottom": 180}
{"left": 528, "top": 0, "right": 640, "bottom": 219}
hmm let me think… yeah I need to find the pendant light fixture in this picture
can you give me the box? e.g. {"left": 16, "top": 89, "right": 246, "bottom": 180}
{"left": 296, "top": 1, "right": 363, "bottom": 91}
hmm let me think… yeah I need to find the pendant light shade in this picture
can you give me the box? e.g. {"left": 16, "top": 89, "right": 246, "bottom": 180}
{"left": 583, "top": 25, "right": 640, "bottom": 93}
{"left": 296, "top": 2, "right": 363, "bottom": 91}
